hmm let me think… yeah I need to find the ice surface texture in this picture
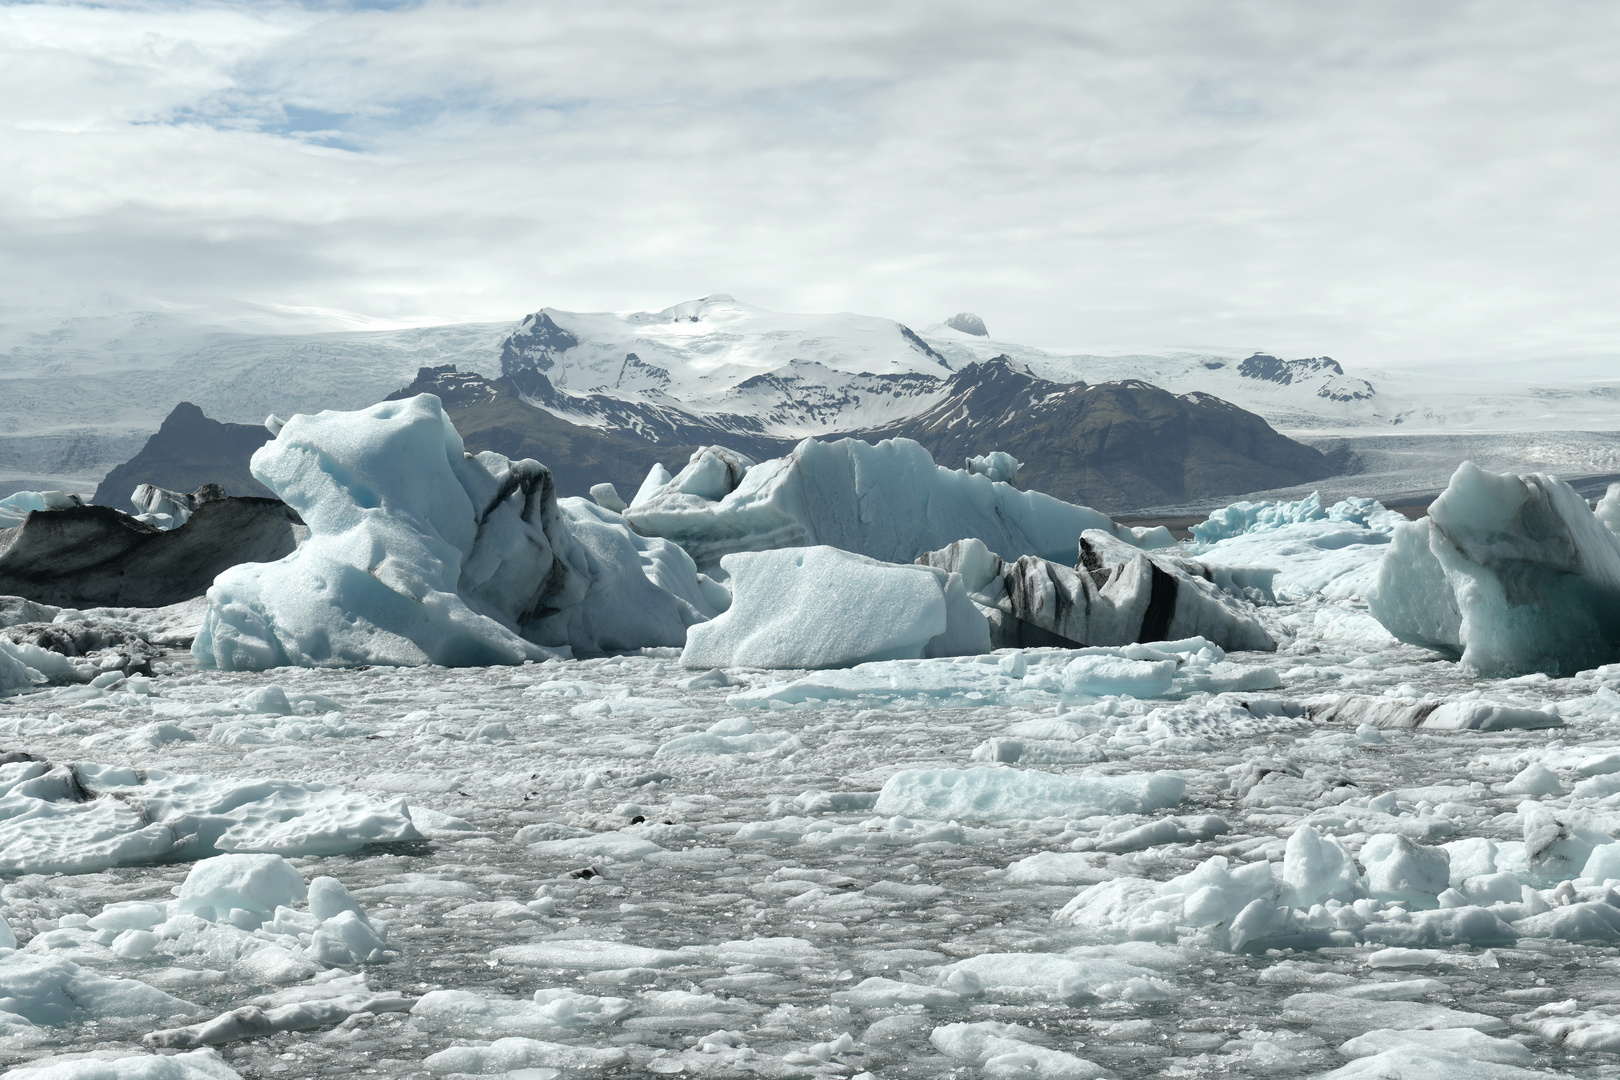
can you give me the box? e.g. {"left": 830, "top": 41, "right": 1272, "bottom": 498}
{"left": 193, "top": 395, "right": 711, "bottom": 669}
{"left": 681, "top": 546, "right": 989, "bottom": 669}
{"left": 920, "top": 533, "right": 1276, "bottom": 653}
{"left": 626, "top": 436, "right": 1163, "bottom": 571}
{"left": 0, "top": 758, "right": 419, "bottom": 873}
{"left": 1369, "top": 461, "right": 1620, "bottom": 675}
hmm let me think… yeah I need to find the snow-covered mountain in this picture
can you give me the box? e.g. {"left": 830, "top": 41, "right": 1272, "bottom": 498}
{"left": 497, "top": 295, "right": 953, "bottom": 448}
{"left": 5, "top": 294, "right": 1619, "bottom": 498}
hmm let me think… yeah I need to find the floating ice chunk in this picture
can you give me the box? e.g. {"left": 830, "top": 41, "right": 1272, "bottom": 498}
{"left": 627, "top": 436, "right": 1136, "bottom": 570}
{"left": 1282, "top": 825, "right": 1363, "bottom": 908}
{"left": 588, "top": 482, "right": 626, "bottom": 512}
{"left": 0, "top": 491, "right": 86, "bottom": 530}
{"left": 1321, "top": 1046, "right": 1543, "bottom": 1079}
{"left": 1062, "top": 655, "right": 1176, "bottom": 697}
{"left": 1513, "top": 896, "right": 1620, "bottom": 940}
{"left": 965, "top": 451, "right": 1020, "bottom": 485}
{"left": 681, "top": 546, "right": 989, "bottom": 669}
{"left": 1192, "top": 492, "right": 1403, "bottom": 545}
{"left": 1369, "top": 462, "right": 1620, "bottom": 675}
{"left": 131, "top": 484, "right": 225, "bottom": 531}
{"left": 410, "top": 986, "right": 630, "bottom": 1035}
{"left": 1365, "top": 948, "right": 1499, "bottom": 970}
{"left": 177, "top": 854, "right": 306, "bottom": 925}
{"left": 938, "top": 946, "right": 1174, "bottom": 1003}
{"left": 145, "top": 984, "right": 413, "bottom": 1048}
{"left": 1282, "top": 991, "right": 1508, "bottom": 1037}
{"left": 425, "top": 1037, "right": 627, "bottom": 1073}
{"left": 0, "top": 952, "right": 194, "bottom": 1026}
{"left": 3, "top": 1049, "right": 242, "bottom": 1080}
{"left": 1599, "top": 481, "right": 1620, "bottom": 536}
{"left": 1094, "top": 814, "right": 1228, "bottom": 853}
{"left": 0, "top": 759, "right": 420, "bottom": 873}
{"left": 655, "top": 717, "right": 801, "bottom": 757}
{"left": 0, "top": 636, "right": 47, "bottom": 694}
{"left": 919, "top": 535, "right": 1275, "bottom": 653}
{"left": 1360, "top": 835, "right": 1450, "bottom": 905}
{"left": 930, "top": 1021, "right": 1109, "bottom": 1079}
{"left": 874, "top": 766, "right": 1183, "bottom": 822}
{"left": 491, "top": 939, "right": 689, "bottom": 970}
{"left": 1423, "top": 700, "right": 1562, "bottom": 731}
{"left": 1502, "top": 762, "right": 1564, "bottom": 796}
{"left": 830, "top": 978, "right": 960, "bottom": 1008}
{"left": 1581, "top": 843, "right": 1620, "bottom": 882}
{"left": 1358, "top": 906, "right": 1518, "bottom": 948}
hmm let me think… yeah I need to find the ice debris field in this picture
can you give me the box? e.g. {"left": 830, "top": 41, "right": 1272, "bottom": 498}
{"left": 6, "top": 397, "right": 1620, "bottom": 1078}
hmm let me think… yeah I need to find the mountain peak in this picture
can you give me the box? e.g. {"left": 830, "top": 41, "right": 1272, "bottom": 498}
{"left": 945, "top": 312, "right": 989, "bottom": 337}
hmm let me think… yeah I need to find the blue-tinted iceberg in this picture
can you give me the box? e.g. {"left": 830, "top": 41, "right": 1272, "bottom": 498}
{"left": 1192, "top": 491, "right": 1403, "bottom": 545}
{"left": 0, "top": 490, "right": 85, "bottom": 530}
{"left": 681, "top": 545, "right": 989, "bottom": 669}
{"left": 194, "top": 395, "right": 713, "bottom": 670}
{"left": 1368, "top": 462, "right": 1620, "bottom": 675}
{"left": 626, "top": 437, "right": 1171, "bottom": 572}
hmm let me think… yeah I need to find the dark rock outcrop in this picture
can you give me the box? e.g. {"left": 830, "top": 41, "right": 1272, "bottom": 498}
{"left": 0, "top": 498, "right": 300, "bottom": 608}
{"left": 856, "top": 357, "right": 1338, "bottom": 511}
{"left": 92, "top": 402, "right": 274, "bottom": 506}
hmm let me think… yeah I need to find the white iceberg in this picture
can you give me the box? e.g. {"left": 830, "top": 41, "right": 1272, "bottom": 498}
{"left": 193, "top": 395, "right": 713, "bottom": 670}
{"left": 626, "top": 437, "right": 1167, "bottom": 572}
{"left": 1368, "top": 462, "right": 1620, "bottom": 675}
{"left": 681, "top": 545, "right": 989, "bottom": 669}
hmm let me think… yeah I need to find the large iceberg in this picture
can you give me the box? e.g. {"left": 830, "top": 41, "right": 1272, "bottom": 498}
{"left": 681, "top": 545, "right": 989, "bottom": 668}
{"left": 1368, "top": 462, "right": 1620, "bottom": 675}
{"left": 193, "top": 396, "right": 714, "bottom": 669}
{"left": 917, "top": 533, "right": 1275, "bottom": 653}
{"left": 625, "top": 438, "right": 1172, "bottom": 572}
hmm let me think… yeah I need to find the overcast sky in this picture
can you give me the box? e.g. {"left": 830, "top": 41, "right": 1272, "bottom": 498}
{"left": 2, "top": 1, "right": 1616, "bottom": 366}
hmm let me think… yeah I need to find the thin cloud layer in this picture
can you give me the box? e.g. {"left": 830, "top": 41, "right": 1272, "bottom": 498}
{"left": 1, "top": 0, "right": 1616, "bottom": 366}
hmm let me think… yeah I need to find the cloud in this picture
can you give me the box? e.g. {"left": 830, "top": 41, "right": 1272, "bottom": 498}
{"left": 1, "top": 0, "right": 1617, "bottom": 367}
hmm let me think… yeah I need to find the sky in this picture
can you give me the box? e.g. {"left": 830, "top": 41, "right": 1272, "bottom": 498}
{"left": 1, "top": 0, "right": 1617, "bottom": 367}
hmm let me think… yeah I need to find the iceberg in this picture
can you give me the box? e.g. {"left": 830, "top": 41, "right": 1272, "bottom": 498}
{"left": 1192, "top": 491, "right": 1403, "bottom": 545}
{"left": 130, "top": 483, "right": 226, "bottom": 531}
{"left": 626, "top": 437, "right": 1168, "bottom": 572}
{"left": 917, "top": 533, "right": 1275, "bottom": 652}
{"left": 1368, "top": 462, "right": 1620, "bottom": 675}
{"left": 194, "top": 395, "right": 714, "bottom": 670}
{"left": 0, "top": 490, "right": 86, "bottom": 530}
{"left": 681, "top": 545, "right": 989, "bottom": 668}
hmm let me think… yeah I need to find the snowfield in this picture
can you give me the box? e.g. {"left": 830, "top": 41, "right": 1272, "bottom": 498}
{"left": 6, "top": 507, "right": 1620, "bottom": 1078}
